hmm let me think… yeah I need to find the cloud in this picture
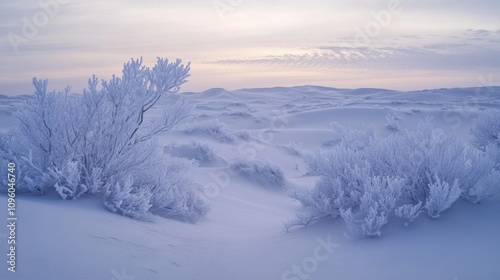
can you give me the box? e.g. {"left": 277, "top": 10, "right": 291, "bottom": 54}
{"left": 208, "top": 39, "right": 500, "bottom": 72}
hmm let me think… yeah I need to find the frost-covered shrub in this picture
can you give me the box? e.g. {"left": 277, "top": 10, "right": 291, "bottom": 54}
{"left": 284, "top": 213, "right": 320, "bottom": 232}
{"left": 290, "top": 120, "right": 498, "bottom": 237}
{"left": 302, "top": 151, "right": 323, "bottom": 176}
{"left": 305, "top": 123, "right": 373, "bottom": 176}
{"left": 225, "top": 110, "right": 253, "bottom": 118}
{"left": 462, "top": 169, "right": 500, "bottom": 204}
{"left": 230, "top": 157, "right": 285, "bottom": 188}
{"left": 148, "top": 156, "right": 209, "bottom": 222}
{"left": 236, "top": 130, "right": 251, "bottom": 141}
{"left": 367, "top": 120, "right": 486, "bottom": 204}
{"left": 471, "top": 110, "right": 500, "bottom": 151}
{"left": 281, "top": 141, "right": 304, "bottom": 157}
{"left": 471, "top": 110, "right": 500, "bottom": 168}
{"left": 184, "top": 119, "right": 235, "bottom": 143}
{"left": 339, "top": 176, "right": 403, "bottom": 238}
{"left": 385, "top": 113, "right": 401, "bottom": 131}
{"left": 341, "top": 203, "right": 387, "bottom": 238}
{"left": 424, "top": 176, "right": 461, "bottom": 218}
{"left": 294, "top": 152, "right": 371, "bottom": 217}
{"left": 395, "top": 201, "right": 423, "bottom": 226}
{"left": 486, "top": 144, "right": 500, "bottom": 170}
{"left": 330, "top": 122, "right": 374, "bottom": 151}
{"left": 317, "top": 122, "right": 372, "bottom": 150}
{"left": 321, "top": 138, "right": 340, "bottom": 147}
{"left": 164, "top": 141, "right": 216, "bottom": 163}
{"left": 190, "top": 141, "right": 216, "bottom": 162}
{"left": 104, "top": 175, "right": 153, "bottom": 220}
{"left": 456, "top": 148, "right": 497, "bottom": 203}
{"left": 49, "top": 159, "right": 87, "bottom": 200}
{"left": 0, "top": 57, "right": 209, "bottom": 222}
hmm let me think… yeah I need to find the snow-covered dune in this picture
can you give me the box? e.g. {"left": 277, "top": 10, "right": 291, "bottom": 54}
{"left": 1, "top": 86, "right": 499, "bottom": 280}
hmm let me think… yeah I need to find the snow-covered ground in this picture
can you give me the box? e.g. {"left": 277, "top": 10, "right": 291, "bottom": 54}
{"left": 1, "top": 86, "right": 499, "bottom": 280}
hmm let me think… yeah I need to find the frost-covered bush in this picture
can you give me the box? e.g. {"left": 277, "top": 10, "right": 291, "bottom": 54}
{"left": 321, "top": 138, "right": 340, "bottom": 147}
{"left": 104, "top": 175, "right": 153, "bottom": 220}
{"left": 164, "top": 141, "right": 216, "bottom": 163}
{"left": 395, "top": 201, "right": 423, "bottom": 226}
{"left": 339, "top": 176, "right": 403, "bottom": 238}
{"left": 294, "top": 153, "right": 372, "bottom": 217}
{"left": 230, "top": 157, "right": 285, "bottom": 188}
{"left": 50, "top": 159, "right": 88, "bottom": 199}
{"left": 367, "top": 121, "right": 495, "bottom": 204}
{"left": 290, "top": 120, "right": 498, "bottom": 237}
{"left": 284, "top": 213, "right": 319, "bottom": 232}
{"left": 236, "top": 130, "right": 251, "bottom": 141}
{"left": 485, "top": 144, "right": 500, "bottom": 170}
{"left": 184, "top": 119, "right": 235, "bottom": 143}
{"left": 0, "top": 57, "right": 210, "bottom": 222}
{"left": 471, "top": 110, "right": 500, "bottom": 151}
{"left": 385, "top": 113, "right": 401, "bottom": 131}
{"left": 330, "top": 122, "right": 374, "bottom": 151}
{"left": 225, "top": 110, "right": 253, "bottom": 118}
{"left": 469, "top": 170, "right": 500, "bottom": 203}
{"left": 190, "top": 141, "right": 216, "bottom": 162}
{"left": 148, "top": 156, "right": 209, "bottom": 222}
{"left": 424, "top": 175, "right": 461, "bottom": 218}
{"left": 456, "top": 148, "right": 497, "bottom": 203}
{"left": 471, "top": 110, "right": 500, "bottom": 168}
{"left": 305, "top": 123, "right": 373, "bottom": 175}
{"left": 281, "top": 141, "right": 304, "bottom": 157}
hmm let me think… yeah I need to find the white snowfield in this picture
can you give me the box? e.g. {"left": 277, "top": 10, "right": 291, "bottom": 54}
{"left": 1, "top": 85, "right": 499, "bottom": 280}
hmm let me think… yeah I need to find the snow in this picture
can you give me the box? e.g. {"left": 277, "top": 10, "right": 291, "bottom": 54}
{"left": 1, "top": 85, "right": 499, "bottom": 280}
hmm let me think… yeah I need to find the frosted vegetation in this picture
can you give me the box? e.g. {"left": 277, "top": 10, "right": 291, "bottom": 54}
{"left": 230, "top": 157, "right": 285, "bottom": 188}
{"left": 0, "top": 58, "right": 209, "bottom": 222}
{"left": 471, "top": 110, "right": 500, "bottom": 168}
{"left": 184, "top": 119, "right": 236, "bottom": 143}
{"left": 164, "top": 141, "right": 216, "bottom": 163}
{"left": 188, "top": 141, "right": 216, "bottom": 163}
{"left": 0, "top": 57, "right": 498, "bottom": 239}
{"left": 385, "top": 113, "right": 401, "bottom": 131}
{"left": 289, "top": 114, "right": 500, "bottom": 238}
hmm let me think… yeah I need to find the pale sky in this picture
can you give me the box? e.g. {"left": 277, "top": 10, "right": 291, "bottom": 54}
{"left": 1, "top": 0, "right": 499, "bottom": 95}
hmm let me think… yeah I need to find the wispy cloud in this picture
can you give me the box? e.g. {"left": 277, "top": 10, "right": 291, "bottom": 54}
{"left": 208, "top": 33, "right": 500, "bottom": 72}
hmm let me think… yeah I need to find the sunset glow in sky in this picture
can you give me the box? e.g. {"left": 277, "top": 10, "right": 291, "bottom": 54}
{"left": 1, "top": 0, "right": 499, "bottom": 95}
